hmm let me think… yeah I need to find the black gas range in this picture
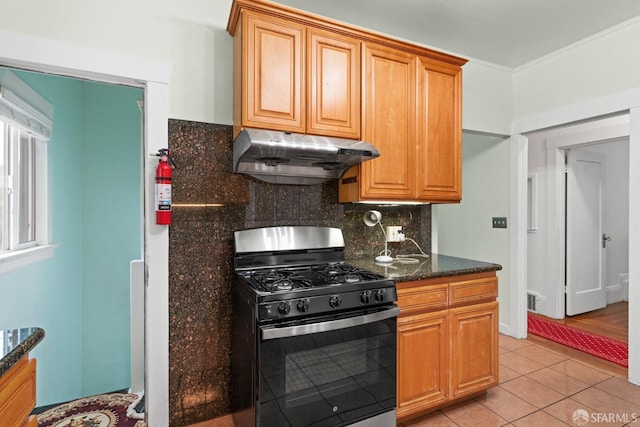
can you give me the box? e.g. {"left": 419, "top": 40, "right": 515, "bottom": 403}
{"left": 231, "top": 226, "right": 398, "bottom": 427}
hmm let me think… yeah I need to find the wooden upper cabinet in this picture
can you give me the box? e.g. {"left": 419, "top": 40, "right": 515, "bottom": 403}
{"left": 360, "top": 44, "right": 416, "bottom": 200}
{"left": 416, "top": 57, "right": 463, "bottom": 202}
{"left": 231, "top": 6, "right": 360, "bottom": 139}
{"left": 339, "top": 44, "right": 465, "bottom": 203}
{"left": 240, "top": 12, "right": 305, "bottom": 134}
{"left": 307, "top": 29, "right": 360, "bottom": 138}
{"left": 228, "top": 0, "right": 466, "bottom": 199}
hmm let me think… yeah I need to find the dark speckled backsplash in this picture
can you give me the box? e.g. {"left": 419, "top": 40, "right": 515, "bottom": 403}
{"left": 167, "top": 119, "right": 431, "bottom": 426}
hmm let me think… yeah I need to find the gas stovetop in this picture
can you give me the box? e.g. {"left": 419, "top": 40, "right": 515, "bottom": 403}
{"left": 233, "top": 226, "right": 397, "bottom": 322}
{"left": 238, "top": 262, "right": 386, "bottom": 293}
{"left": 235, "top": 262, "right": 396, "bottom": 322}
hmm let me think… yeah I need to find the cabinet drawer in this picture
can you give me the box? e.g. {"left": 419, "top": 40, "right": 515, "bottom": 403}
{"left": 0, "top": 357, "right": 37, "bottom": 427}
{"left": 398, "top": 282, "right": 448, "bottom": 314}
{"left": 449, "top": 277, "right": 497, "bottom": 307}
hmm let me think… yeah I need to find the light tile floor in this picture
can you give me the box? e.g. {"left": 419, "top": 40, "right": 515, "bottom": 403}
{"left": 190, "top": 335, "right": 640, "bottom": 427}
{"left": 400, "top": 335, "right": 639, "bottom": 427}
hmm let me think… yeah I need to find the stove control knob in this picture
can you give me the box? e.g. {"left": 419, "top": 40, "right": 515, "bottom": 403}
{"left": 329, "top": 295, "right": 342, "bottom": 308}
{"left": 296, "top": 299, "right": 310, "bottom": 313}
{"left": 360, "top": 290, "right": 372, "bottom": 304}
{"left": 374, "top": 289, "right": 385, "bottom": 302}
{"left": 278, "top": 301, "right": 291, "bottom": 315}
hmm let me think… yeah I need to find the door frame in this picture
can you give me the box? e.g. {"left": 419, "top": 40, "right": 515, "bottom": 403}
{"left": 511, "top": 94, "right": 640, "bottom": 386}
{"left": 547, "top": 117, "right": 627, "bottom": 319}
{"left": 0, "top": 30, "right": 171, "bottom": 425}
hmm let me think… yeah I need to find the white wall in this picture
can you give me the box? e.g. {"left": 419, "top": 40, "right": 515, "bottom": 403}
{"left": 513, "top": 17, "right": 640, "bottom": 122}
{"left": 435, "top": 132, "right": 511, "bottom": 327}
{"left": 462, "top": 60, "right": 512, "bottom": 135}
{"left": 0, "top": 0, "right": 234, "bottom": 125}
{"left": 0, "top": 0, "right": 513, "bottom": 135}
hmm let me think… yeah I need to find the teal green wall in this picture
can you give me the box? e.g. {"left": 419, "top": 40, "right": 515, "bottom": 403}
{"left": 0, "top": 68, "right": 142, "bottom": 406}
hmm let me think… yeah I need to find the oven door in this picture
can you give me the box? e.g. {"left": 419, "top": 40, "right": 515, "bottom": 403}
{"left": 258, "top": 305, "right": 399, "bottom": 427}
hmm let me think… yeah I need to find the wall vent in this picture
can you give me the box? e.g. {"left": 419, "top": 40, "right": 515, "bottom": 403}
{"left": 527, "top": 292, "right": 537, "bottom": 312}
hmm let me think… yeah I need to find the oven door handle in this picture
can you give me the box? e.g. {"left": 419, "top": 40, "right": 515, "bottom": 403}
{"left": 260, "top": 306, "right": 400, "bottom": 340}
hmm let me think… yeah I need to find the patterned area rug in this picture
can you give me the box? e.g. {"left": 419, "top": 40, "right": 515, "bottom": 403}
{"left": 528, "top": 313, "right": 628, "bottom": 367}
{"left": 37, "top": 393, "right": 146, "bottom": 427}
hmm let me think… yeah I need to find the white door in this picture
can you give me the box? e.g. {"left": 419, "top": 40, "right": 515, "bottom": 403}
{"left": 566, "top": 148, "right": 606, "bottom": 316}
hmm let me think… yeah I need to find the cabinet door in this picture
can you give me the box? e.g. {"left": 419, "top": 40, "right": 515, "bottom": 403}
{"left": 449, "top": 301, "right": 499, "bottom": 399}
{"left": 360, "top": 44, "right": 416, "bottom": 199}
{"left": 397, "top": 310, "right": 448, "bottom": 418}
{"left": 307, "top": 29, "right": 360, "bottom": 139}
{"left": 242, "top": 12, "right": 305, "bottom": 133}
{"left": 416, "top": 57, "right": 462, "bottom": 202}
{"left": 0, "top": 357, "right": 36, "bottom": 427}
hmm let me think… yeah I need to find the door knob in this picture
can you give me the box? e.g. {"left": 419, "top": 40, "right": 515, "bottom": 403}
{"left": 602, "top": 233, "right": 611, "bottom": 248}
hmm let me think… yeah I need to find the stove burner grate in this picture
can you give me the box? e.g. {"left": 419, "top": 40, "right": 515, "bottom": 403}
{"left": 242, "top": 263, "right": 387, "bottom": 293}
{"left": 253, "top": 270, "right": 313, "bottom": 292}
{"left": 314, "top": 264, "right": 382, "bottom": 284}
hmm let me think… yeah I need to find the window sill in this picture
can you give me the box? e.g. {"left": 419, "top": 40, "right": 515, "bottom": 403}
{"left": 0, "top": 244, "right": 59, "bottom": 275}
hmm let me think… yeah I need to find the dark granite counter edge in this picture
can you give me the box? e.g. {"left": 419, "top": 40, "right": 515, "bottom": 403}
{"left": 347, "top": 254, "right": 502, "bottom": 283}
{"left": 393, "top": 263, "right": 502, "bottom": 282}
{"left": 0, "top": 327, "right": 45, "bottom": 378}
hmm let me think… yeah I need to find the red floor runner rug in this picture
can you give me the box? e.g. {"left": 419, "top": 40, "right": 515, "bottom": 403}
{"left": 38, "top": 393, "right": 145, "bottom": 427}
{"left": 528, "top": 313, "right": 628, "bottom": 368}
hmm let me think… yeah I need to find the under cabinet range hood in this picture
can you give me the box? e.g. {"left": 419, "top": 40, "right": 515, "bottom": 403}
{"left": 232, "top": 128, "right": 380, "bottom": 185}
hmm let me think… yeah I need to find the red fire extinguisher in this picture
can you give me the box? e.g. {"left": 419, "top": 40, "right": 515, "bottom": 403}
{"left": 155, "top": 149, "right": 175, "bottom": 225}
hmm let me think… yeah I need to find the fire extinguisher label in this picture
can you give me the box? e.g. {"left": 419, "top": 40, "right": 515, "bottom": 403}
{"left": 155, "top": 183, "right": 172, "bottom": 211}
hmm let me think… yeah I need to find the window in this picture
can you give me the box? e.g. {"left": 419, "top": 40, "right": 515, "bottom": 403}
{"left": 0, "top": 68, "right": 54, "bottom": 272}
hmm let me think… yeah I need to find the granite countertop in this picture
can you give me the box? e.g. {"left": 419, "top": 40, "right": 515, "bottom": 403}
{"left": 348, "top": 253, "right": 502, "bottom": 282}
{"left": 0, "top": 327, "right": 45, "bottom": 377}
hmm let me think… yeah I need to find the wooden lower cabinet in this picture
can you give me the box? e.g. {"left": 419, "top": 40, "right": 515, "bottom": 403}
{"left": 397, "top": 272, "right": 498, "bottom": 421}
{"left": 397, "top": 309, "right": 448, "bottom": 417}
{"left": 450, "top": 301, "right": 499, "bottom": 399}
{"left": 0, "top": 356, "right": 37, "bottom": 427}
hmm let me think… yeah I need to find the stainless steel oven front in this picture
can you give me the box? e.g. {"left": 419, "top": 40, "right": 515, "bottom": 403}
{"left": 258, "top": 305, "right": 398, "bottom": 426}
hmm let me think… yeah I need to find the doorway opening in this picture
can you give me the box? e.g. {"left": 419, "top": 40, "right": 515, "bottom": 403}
{"left": 0, "top": 65, "right": 144, "bottom": 408}
{"left": 526, "top": 115, "right": 629, "bottom": 355}
{"left": 0, "top": 28, "right": 171, "bottom": 425}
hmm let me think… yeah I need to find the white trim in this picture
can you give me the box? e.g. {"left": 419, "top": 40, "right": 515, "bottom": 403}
{"left": 509, "top": 134, "right": 528, "bottom": 339}
{"left": 511, "top": 87, "right": 640, "bottom": 135}
{"left": 527, "top": 173, "right": 538, "bottom": 232}
{"left": 514, "top": 15, "right": 640, "bottom": 73}
{"left": 143, "top": 81, "right": 170, "bottom": 426}
{"left": 0, "top": 31, "right": 171, "bottom": 425}
{"left": 546, "top": 147, "right": 566, "bottom": 319}
{"left": 545, "top": 114, "right": 630, "bottom": 149}
{"left": 0, "top": 29, "right": 171, "bottom": 86}
{"left": 542, "top": 115, "right": 630, "bottom": 319}
{"left": 0, "top": 244, "right": 57, "bottom": 274}
{"left": 629, "top": 107, "right": 640, "bottom": 385}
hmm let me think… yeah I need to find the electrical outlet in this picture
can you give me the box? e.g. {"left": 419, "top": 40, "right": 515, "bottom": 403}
{"left": 386, "top": 226, "right": 403, "bottom": 242}
{"left": 492, "top": 217, "right": 508, "bottom": 228}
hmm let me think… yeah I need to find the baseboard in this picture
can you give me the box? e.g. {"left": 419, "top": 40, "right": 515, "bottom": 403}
{"left": 499, "top": 321, "right": 510, "bottom": 336}
{"left": 607, "top": 284, "right": 624, "bottom": 304}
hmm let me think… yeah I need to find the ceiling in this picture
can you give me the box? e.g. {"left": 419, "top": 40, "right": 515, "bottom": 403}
{"left": 271, "top": 0, "right": 640, "bottom": 68}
